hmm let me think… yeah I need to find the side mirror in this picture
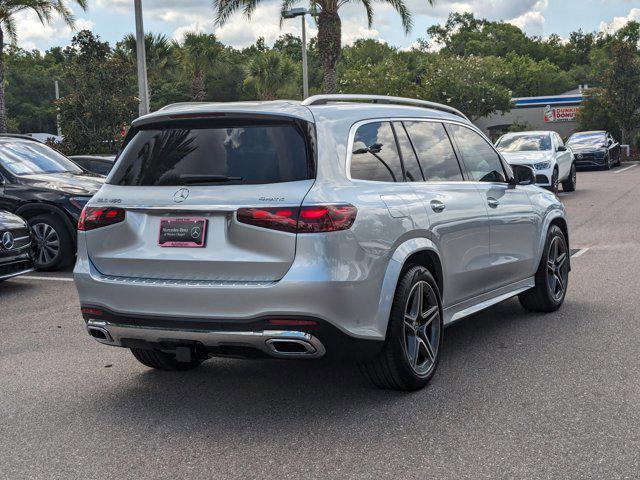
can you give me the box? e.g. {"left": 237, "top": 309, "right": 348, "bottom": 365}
{"left": 510, "top": 164, "right": 535, "bottom": 187}
{"left": 557, "top": 145, "right": 567, "bottom": 152}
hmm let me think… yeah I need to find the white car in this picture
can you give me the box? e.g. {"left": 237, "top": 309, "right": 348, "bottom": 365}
{"left": 495, "top": 131, "right": 576, "bottom": 193}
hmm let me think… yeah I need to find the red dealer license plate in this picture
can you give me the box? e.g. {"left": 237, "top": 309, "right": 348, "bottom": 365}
{"left": 158, "top": 218, "right": 207, "bottom": 248}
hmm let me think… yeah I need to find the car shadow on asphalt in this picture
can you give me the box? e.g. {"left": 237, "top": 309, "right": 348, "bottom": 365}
{"left": 0, "top": 279, "right": 35, "bottom": 297}
{"left": 86, "top": 296, "right": 577, "bottom": 436}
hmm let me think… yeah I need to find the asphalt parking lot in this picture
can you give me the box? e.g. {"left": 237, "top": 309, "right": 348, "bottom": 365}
{"left": 2, "top": 163, "right": 640, "bottom": 479}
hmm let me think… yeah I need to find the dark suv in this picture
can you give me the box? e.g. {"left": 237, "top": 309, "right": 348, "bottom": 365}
{"left": 0, "top": 135, "right": 103, "bottom": 270}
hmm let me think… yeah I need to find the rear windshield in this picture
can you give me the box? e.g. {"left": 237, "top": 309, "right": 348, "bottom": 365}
{"left": 108, "top": 119, "right": 315, "bottom": 186}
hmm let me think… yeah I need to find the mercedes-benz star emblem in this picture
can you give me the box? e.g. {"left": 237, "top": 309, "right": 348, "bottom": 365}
{"left": 1, "top": 231, "right": 14, "bottom": 250}
{"left": 190, "top": 226, "right": 201, "bottom": 238}
{"left": 173, "top": 188, "right": 190, "bottom": 203}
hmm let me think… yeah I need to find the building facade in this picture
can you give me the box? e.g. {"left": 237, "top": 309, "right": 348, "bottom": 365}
{"left": 475, "top": 89, "right": 583, "bottom": 141}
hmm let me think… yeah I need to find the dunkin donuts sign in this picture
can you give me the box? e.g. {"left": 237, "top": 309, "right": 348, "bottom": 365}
{"left": 544, "top": 105, "right": 580, "bottom": 123}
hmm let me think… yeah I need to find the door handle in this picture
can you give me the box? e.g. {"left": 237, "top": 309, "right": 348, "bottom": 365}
{"left": 487, "top": 197, "right": 500, "bottom": 209}
{"left": 430, "top": 200, "right": 446, "bottom": 213}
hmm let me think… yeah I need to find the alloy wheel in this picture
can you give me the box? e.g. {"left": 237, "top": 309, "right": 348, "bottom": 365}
{"left": 546, "top": 235, "right": 569, "bottom": 302}
{"left": 552, "top": 170, "right": 559, "bottom": 193}
{"left": 32, "top": 222, "right": 60, "bottom": 267}
{"left": 403, "top": 281, "right": 441, "bottom": 376}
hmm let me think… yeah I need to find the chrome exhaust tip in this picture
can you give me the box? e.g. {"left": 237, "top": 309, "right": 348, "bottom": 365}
{"left": 86, "top": 324, "right": 114, "bottom": 344}
{"left": 266, "top": 338, "right": 317, "bottom": 355}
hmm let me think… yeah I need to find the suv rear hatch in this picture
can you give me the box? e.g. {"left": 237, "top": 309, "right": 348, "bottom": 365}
{"left": 85, "top": 115, "right": 316, "bottom": 282}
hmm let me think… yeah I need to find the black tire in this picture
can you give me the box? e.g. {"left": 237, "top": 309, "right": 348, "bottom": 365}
{"left": 130, "top": 348, "right": 204, "bottom": 371}
{"left": 547, "top": 168, "right": 559, "bottom": 194}
{"left": 519, "top": 225, "right": 569, "bottom": 313}
{"left": 359, "top": 265, "right": 443, "bottom": 391}
{"left": 28, "top": 214, "right": 74, "bottom": 271}
{"left": 561, "top": 163, "right": 577, "bottom": 192}
{"left": 603, "top": 154, "right": 611, "bottom": 170}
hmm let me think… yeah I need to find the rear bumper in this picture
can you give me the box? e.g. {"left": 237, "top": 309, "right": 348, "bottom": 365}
{"left": 82, "top": 307, "right": 382, "bottom": 360}
{"left": 74, "top": 232, "right": 392, "bottom": 343}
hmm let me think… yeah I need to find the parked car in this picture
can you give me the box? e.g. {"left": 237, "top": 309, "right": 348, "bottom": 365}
{"left": 27, "top": 132, "right": 63, "bottom": 144}
{"left": 75, "top": 95, "right": 570, "bottom": 391}
{"left": 0, "top": 210, "right": 34, "bottom": 282}
{"left": 0, "top": 135, "right": 103, "bottom": 270}
{"left": 69, "top": 155, "right": 116, "bottom": 176}
{"left": 567, "top": 131, "right": 621, "bottom": 170}
{"left": 495, "top": 131, "right": 576, "bottom": 193}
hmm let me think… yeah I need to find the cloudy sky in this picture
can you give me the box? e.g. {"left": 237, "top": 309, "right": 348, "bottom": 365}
{"left": 12, "top": 0, "right": 640, "bottom": 51}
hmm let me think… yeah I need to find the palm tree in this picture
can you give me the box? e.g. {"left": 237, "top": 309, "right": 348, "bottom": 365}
{"left": 0, "top": 0, "right": 88, "bottom": 132}
{"left": 213, "top": 0, "right": 435, "bottom": 94}
{"left": 179, "top": 32, "right": 226, "bottom": 102}
{"left": 116, "top": 33, "right": 178, "bottom": 82}
{"left": 244, "top": 50, "right": 296, "bottom": 100}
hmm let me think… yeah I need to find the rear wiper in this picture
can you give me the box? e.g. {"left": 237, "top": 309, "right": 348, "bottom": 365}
{"left": 179, "top": 174, "right": 243, "bottom": 184}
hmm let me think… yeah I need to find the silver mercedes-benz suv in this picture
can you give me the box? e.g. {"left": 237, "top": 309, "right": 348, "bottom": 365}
{"left": 74, "top": 95, "right": 570, "bottom": 390}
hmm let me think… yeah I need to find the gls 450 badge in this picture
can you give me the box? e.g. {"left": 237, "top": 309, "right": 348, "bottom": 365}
{"left": 94, "top": 198, "right": 122, "bottom": 204}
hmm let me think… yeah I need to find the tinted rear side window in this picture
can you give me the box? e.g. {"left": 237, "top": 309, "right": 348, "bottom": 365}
{"left": 351, "top": 122, "right": 403, "bottom": 182}
{"left": 109, "top": 119, "right": 315, "bottom": 186}
{"left": 393, "top": 122, "right": 424, "bottom": 182}
{"left": 403, "top": 121, "right": 463, "bottom": 181}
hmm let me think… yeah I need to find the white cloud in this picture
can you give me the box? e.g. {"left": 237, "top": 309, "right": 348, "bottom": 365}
{"left": 598, "top": 8, "right": 640, "bottom": 35}
{"left": 213, "top": 3, "right": 319, "bottom": 48}
{"left": 508, "top": 11, "right": 546, "bottom": 36}
{"left": 172, "top": 22, "right": 209, "bottom": 42}
{"left": 13, "top": 10, "right": 94, "bottom": 50}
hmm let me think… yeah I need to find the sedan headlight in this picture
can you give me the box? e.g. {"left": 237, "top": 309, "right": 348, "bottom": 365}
{"left": 533, "top": 161, "right": 551, "bottom": 170}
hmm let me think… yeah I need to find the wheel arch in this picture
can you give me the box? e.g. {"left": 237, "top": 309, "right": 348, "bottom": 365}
{"left": 374, "top": 238, "right": 443, "bottom": 339}
{"left": 537, "top": 212, "right": 571, "bottom": 272}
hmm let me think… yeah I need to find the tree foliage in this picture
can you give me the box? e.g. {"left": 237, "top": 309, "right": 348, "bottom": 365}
{"left": 56, "top": 31, "right": 137, "bottom": 155}
{"left": 4, "top": 13, "right": 640, "bottom": 152}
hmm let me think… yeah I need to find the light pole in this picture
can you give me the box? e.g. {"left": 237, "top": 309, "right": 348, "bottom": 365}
{"left": 282, "top": 7, "right": 310, "bottom": 99}
{"left": 134, "top": 0, "right": 150, "bottom": 116}
{"left": 54, "top": 80, "right": 62, "bottom": 137}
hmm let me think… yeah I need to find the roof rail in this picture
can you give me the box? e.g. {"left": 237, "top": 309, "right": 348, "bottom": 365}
{"left": 301, "top": 94, "right": 468, "bottom": 120}
{"left": 158, "top": 102, "right": 208, "bottom": 112}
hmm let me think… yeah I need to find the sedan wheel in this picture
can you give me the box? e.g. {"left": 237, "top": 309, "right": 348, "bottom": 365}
{"left": 28, "top": 214, "right": 74, "bottom": 271}
{"left": 32, "top": 222, "right": 61, "bottom": 267}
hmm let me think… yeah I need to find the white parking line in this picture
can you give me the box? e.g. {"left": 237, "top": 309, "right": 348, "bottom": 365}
{"left": 614, "top": 164, "right": 638, "bottom": 174}
{"left": 571, "top": 247, "right": 590, "bottom": 258}
{"left": 17, "top": 275, "right": 74, "bottom": 282}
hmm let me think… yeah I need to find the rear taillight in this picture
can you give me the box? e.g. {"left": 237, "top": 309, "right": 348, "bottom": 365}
{"left": 237, "top": 204, "right": 357, "bottom": 233}
{"left": 78, "top": 206, "right": 126, "bottom": 231}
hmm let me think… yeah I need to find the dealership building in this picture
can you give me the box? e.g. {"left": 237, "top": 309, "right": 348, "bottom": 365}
{"left": 474, "top": 88, "right": 584, "bottom": 140}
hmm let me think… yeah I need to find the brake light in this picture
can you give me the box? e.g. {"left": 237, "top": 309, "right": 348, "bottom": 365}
{"left": 237, "top": 205, "right": 356, "bottom": 233}
{"left": 78, "top": 206, "right": 126, "bottom": 231}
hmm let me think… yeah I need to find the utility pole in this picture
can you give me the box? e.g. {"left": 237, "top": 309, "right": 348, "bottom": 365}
{"left": 134, "top": 0, "right": 150, "bottom": 116}
{"left": 282, "top": 7, "right": 310, "bottom": 99}
{"left": 54, "top": 80, "right": 62, "bottom": 137}
{"left": 300, "top": 15, "right": 308, "bottom": 99}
